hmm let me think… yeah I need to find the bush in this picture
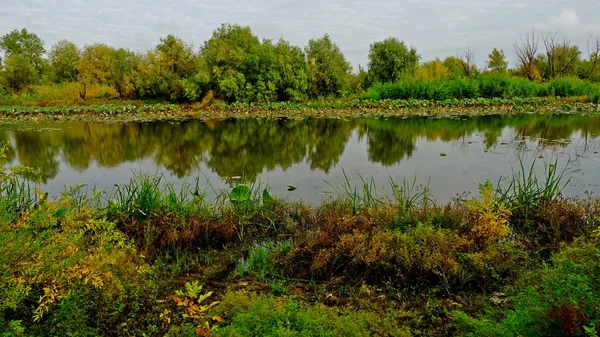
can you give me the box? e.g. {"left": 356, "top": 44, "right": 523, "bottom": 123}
{"left": 0, "top": 185, "right": 157, "bottom": 336}
{"left": 549, "top": 77, "right": 596, "bottom": 97}
{"left": 454, "top": 239, "right": 600, "bottom": 337}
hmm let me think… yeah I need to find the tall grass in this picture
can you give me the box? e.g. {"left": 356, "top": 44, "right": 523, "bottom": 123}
{"left": 325, "top": 169, "right": 432, "bottom": 214}
{"left": 495, "top": 157, "right": 574, "bottom": 209}
{"left": 0, "top": 83, "right": 120, "bottom": 106}
{"left": 106, "top": 172, "right": 209, "bottom": 220}
{"left": 364, "top": 76, "right": 600, "bottom": 101}
{"left": 324, "top": 169, "right": 386, "bottom": 214}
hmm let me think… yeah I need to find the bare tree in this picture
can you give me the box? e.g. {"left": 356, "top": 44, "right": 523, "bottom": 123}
{"left": 457, "top": 47, "right": 476, "bottom": 77}
{"left": 586, "top": 36, "right": 600, "bottom": 80}
{"left": 555, "top": 38, "right": 580, "bottom": 77}
{"left": 542, "top": 31, "right": 560, "bottom": 79}
{"left": 514, "top": 30, "right": 539, "bottom": 80}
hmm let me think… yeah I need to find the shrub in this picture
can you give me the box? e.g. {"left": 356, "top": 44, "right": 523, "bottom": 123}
{"left": 549, "top": 77, "right": 596, "bottom": 97}
{"left": 454, "top": 239, "right": 600, "bottom": 337}
{"left": 0, "top": 187, "right": 156, "bottom": 336}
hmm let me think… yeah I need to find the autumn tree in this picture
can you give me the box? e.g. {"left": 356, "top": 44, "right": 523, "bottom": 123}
{"left": 486, "top": 48, "right": 508, "bottom": 73}
{"left": 130, "top": 35, "right": 200, "bottom": 101}
{"left": 367, "top": 37, "right": 419, "bottom": 84}
{"left": 48, "top": 40, "right": 80, "bottom": 82}
{"left": 415, "top": 59, "right": 449, "bottom": 81}
{"left": 514, "top": 30, "right": 541, "bottom": 81}
{"left": 442, "top": 56, "right": 467, "bottom": 78}
{"left": 76, "top": 43, "right": 114, "bottom": 100}
{"left": 305, "top": 34, "right": 351, "bottom": 97}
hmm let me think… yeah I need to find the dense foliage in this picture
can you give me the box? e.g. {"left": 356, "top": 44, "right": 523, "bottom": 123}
{"left": 1, "top": 26, "right": 599, "bottom": 105}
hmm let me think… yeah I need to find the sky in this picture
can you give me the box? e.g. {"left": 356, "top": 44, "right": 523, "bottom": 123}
{"left": 1, "top": 0, "right": 599, "bottom": 70}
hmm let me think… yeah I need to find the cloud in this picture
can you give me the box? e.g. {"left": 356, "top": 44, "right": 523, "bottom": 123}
{"left": 1, "top": 1, "right": 599, "bottom": 68}
{"left": 535, "top": 10, "right": 600, "bottom": 38}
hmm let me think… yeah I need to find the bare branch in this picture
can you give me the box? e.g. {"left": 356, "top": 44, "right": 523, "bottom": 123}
{"left": 586, "top": 36, "right": 600, "bottom": 79}
{"left": 457, "top": 46, "right": 476, "bottom": 77}
{"left": 514, "top": 30, "right": 539, "bottom": 80}
{"left": 542, "top": 31, "right": 559, "bottom": 79}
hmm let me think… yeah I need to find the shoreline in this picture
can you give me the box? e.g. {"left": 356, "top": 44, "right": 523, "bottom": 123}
{"left": 0, "top": 97, "right": 598, "bottom": 123}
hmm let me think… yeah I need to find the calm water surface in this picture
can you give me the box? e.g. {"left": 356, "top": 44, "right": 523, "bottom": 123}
{"left": 3, "top": 114, "right": 600, "bottom": 204}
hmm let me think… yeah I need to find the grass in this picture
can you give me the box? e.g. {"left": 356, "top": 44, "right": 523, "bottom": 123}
{"left": 495, "top": 157, "right": 574, "bottom": 210}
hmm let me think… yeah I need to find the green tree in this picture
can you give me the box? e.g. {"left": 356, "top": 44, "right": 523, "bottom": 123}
{"left": 367, "top": 37, "right": 419, "bottom": 84}
{"left": 1, "top": 54, "right": 38, "bottom": 92}
{"left": 349, "top": 65, "right": 368, "bottom": 94}
{"left": 305, "top": 34, "right": 351, "bottom": 97}
{"left": 273, "top": 39, "right": 309, "bottom": 101}
{"left": 0, "top": 28, "right": 46, "bottom": 75}
{"left": 486, "top": 48, "right": 508, "bottom": 73}
{"left": 201, "top": 24, "right": 262, "bottom": 102}
{"left": 48, "top": 40, "right": 80, "bottom": 82}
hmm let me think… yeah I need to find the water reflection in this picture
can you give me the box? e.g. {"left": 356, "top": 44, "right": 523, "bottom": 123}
{"left": 2, "top": 114, "right": 600, "bottom": 202}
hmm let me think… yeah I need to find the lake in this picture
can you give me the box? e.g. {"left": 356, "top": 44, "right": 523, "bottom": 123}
{"left": 2, "top": 113, "right": 600, "bottom": 204}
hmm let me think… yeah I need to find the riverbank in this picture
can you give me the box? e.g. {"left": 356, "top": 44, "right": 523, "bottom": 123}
{"left": 2, "top": 163, "right": 600, "bottom": 336}
{"left": 0, "top": 97, "right": 599, "bottom": 123}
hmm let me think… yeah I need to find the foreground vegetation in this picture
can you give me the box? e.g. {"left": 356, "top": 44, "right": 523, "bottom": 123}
{"left": 2, "top": 145, "right": 600, "bottom": 336}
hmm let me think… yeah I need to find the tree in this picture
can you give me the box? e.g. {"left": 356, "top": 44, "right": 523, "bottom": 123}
{"left": 486, "top": 48, "right": 508, "bottom": 73}
{"left": 442, "top": 56, "right": 466, "bottom": 78}
{"left": 1, "top": 54, "right": 37, "bottom": 92}
{"left": 0, "top": 28, "right": 46, "bottom": 75}
{"left": 541, "top": 32, "right": 581, "bottom": 78}
{"left": 416, "top": 59, "right": 449, "bottom": 81}
{"left": 201, "top": 24, "right": 263, "bottom": 102}
{"left": 457, "top": 47, "right": 477, "bottom": 77}
{"left": 579, "top": 36, "right": 600, "bottom": 81}
{"left": 76, "top": 43, "right": 115, "bottom": 100}
{"left": 154, "top": 34, "right": 200, "bottom": 101}
{"left": 273, "top": 39, "right": 309, "bottom": 101}
{"left": 305, "top": 34, "right": 351, "bottom": 97}
{"left": 349, "top": 65, "right": 368, "bottom": 94}
{"left": 111, "top": 48, "right": 135, "bottom": 98}
{"left": 514, "top": 30, "right": 541, "bottom": 81}
{"left": 48, "top": 40, "right": 80, "bottom": 82}
{"left": 367, "top": 37, "right": 419, "bottom": 84}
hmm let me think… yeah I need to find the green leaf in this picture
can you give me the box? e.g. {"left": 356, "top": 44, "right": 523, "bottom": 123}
{"left": 287, "top": 185, "right": 297, "bottom": 191}
{"left": 52, "top": 208, "right": 67, "bottom": 218}
{"left": 262, "top": 188, "right": 274, "bottom": 204}
{"left": 230, "top": 185, "right": 251, "bottom": 204}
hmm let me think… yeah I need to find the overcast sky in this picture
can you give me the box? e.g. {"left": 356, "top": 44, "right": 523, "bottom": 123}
{"left": 1, "top": 0, "right": 599, "bottom": 69}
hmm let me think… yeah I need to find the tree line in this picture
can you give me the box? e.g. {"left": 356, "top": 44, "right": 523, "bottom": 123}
{"left": 0, "top": 25, "right": 599, "bottom": 103}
